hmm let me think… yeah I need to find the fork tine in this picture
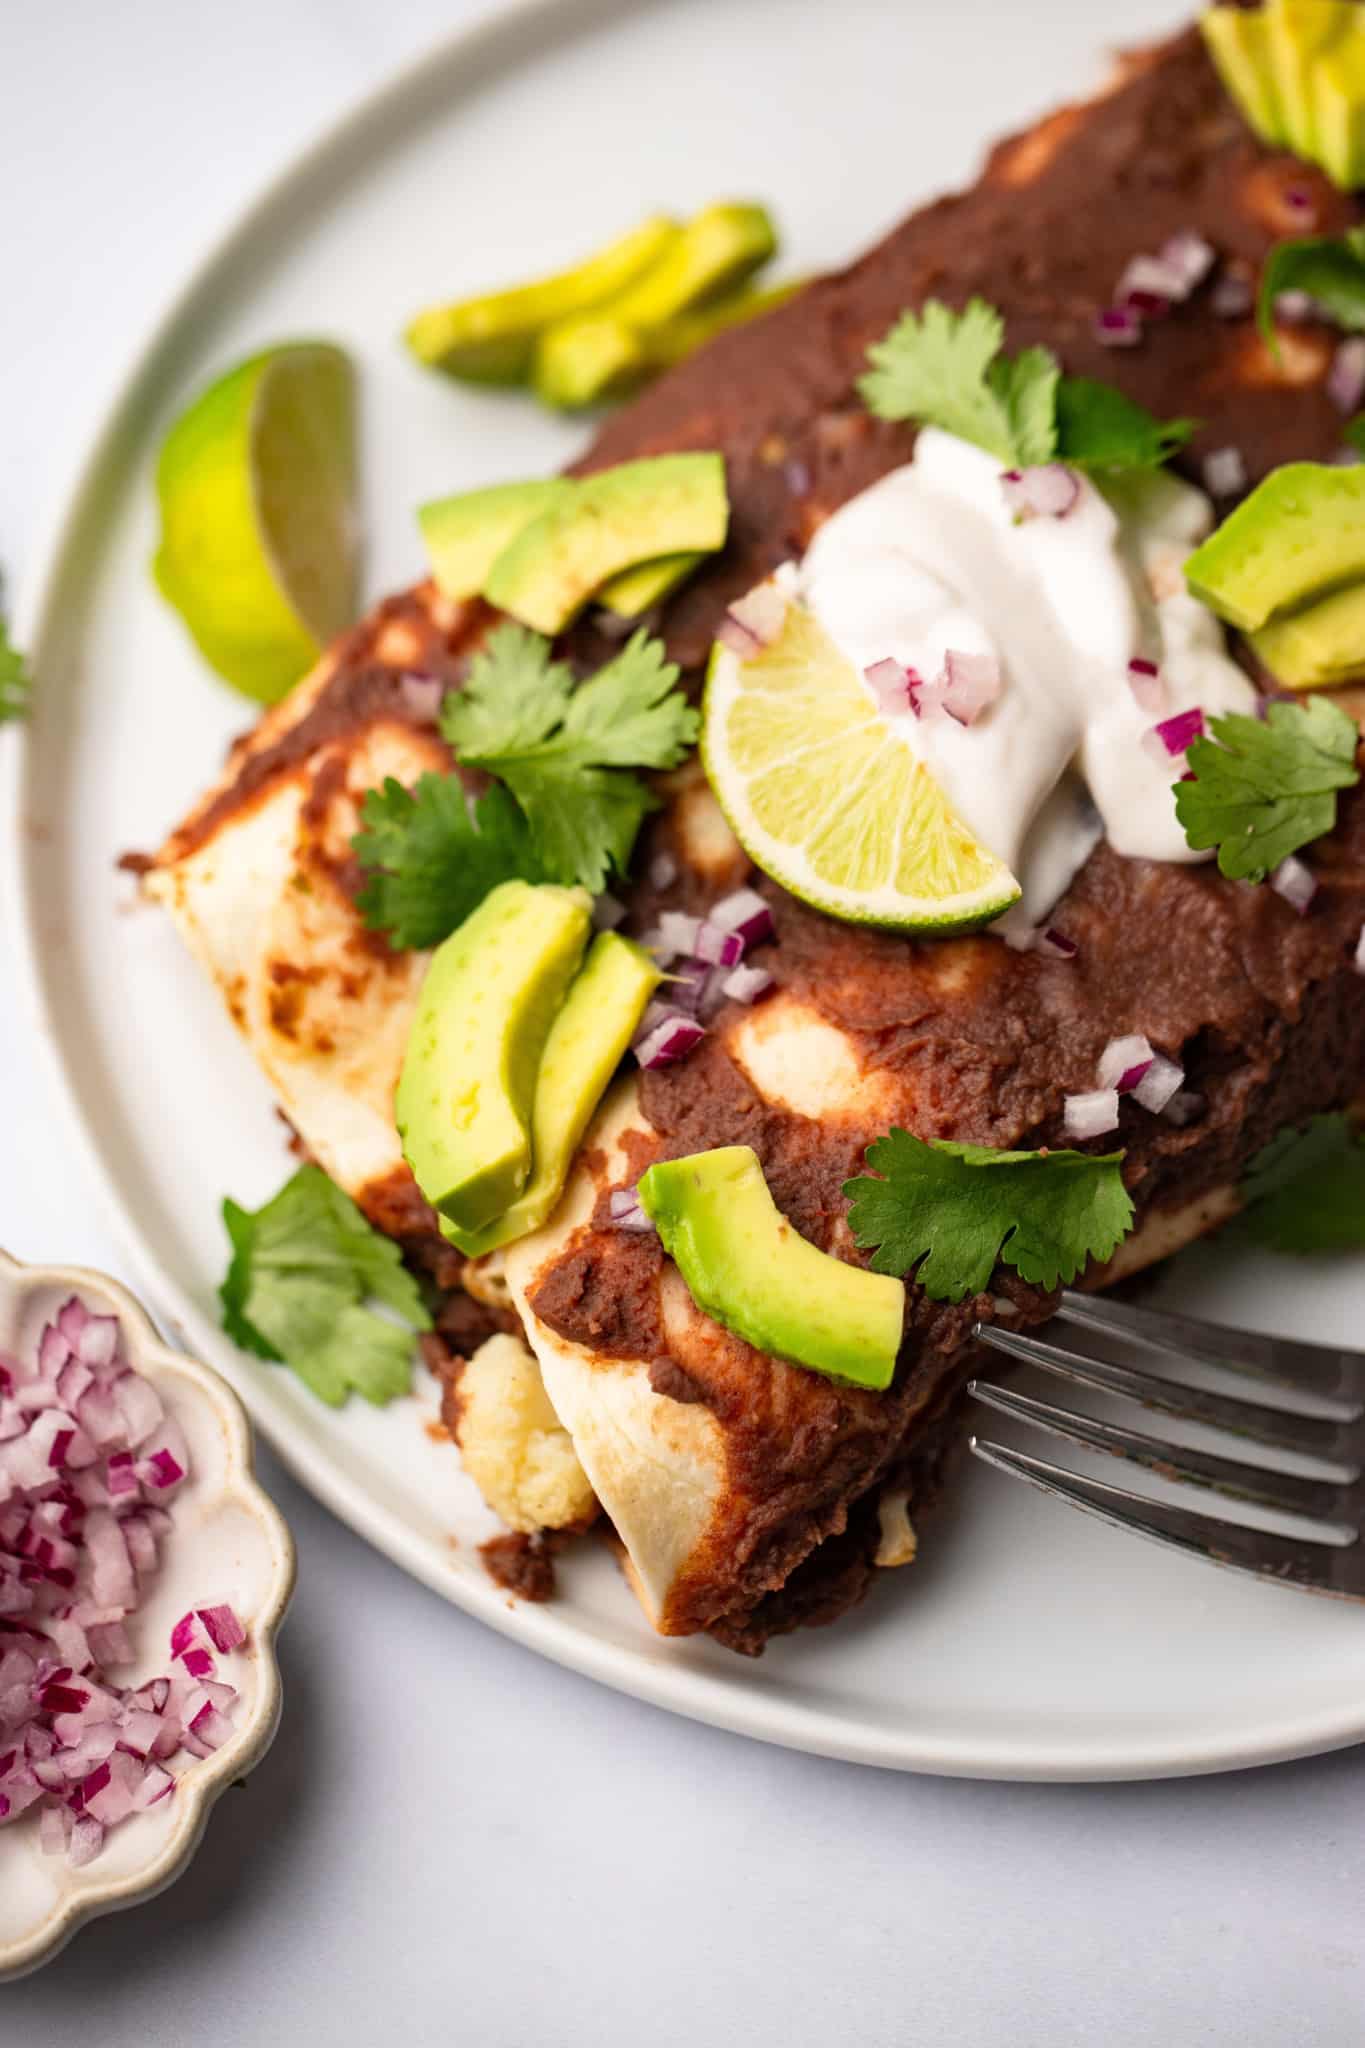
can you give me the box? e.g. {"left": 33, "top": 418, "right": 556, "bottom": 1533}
{"left": 1057, "top": 1290, "right": 1365, "bottom": 1408}
{"left": 975, "top": 1323, "right": 1361, "bottom": 1467}
{"left": 966, "top": 1379, "right": 1354, "bottom": 1526}
{"left": 969, "top": 1437, "right": 1362, "bottom": 1597}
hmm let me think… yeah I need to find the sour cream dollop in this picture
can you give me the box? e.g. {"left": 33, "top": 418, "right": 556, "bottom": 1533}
{"left": 799, "top": 428, "right": 1257, "bottom": 923}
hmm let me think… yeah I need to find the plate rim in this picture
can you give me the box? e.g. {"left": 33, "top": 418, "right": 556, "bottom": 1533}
{"left": 6, "top": 0, "right": 1365, "bottom": 1783}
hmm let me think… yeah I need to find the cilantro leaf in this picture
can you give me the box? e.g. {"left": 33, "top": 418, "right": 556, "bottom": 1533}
{"left": 858, "top": 298, "right": 1192, "bottom": 473}
{"left": 1239, "top": 1115, "right": 1365, "bottom": 1254}
{"left": 843, "top": 1129, "right": 1134, "bottom": 1303}
{"left": 353, "top": 774, "right": 545, "bottom": 950}
{"left": 859, "top": 300, "right": 1055, "bottom": 465}
{"left": 442, "top": 623, "right": 698, "bottom": 894}
{"left": 1053, "top": 377, "right": 1195, "bottom": 471}
{"left": 0, "top": 612, "right": 30, "bottom": 725}
{"left": 220, "top": 1164, "right": 430, "bottom": 1407}
{"left": 1174, "top": 696, "right": 1360, "bottom": 882}
{"left": 1257, "top": 227, "right": 1365, "bottom": 349}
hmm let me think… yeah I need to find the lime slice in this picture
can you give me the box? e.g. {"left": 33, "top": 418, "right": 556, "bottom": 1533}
{"left": 702, "top": 600, "right": 1020, "bottom": 932}
{"left": 153, "top": 342, "right": 357, "bottom": 704}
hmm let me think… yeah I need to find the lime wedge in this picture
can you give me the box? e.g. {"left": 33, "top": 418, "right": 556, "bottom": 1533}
{"left": 702, "top": 600, "right": 1020, "bottom": 932}
{"left": 153, "top": 342, "right": 357, "bottom": 704}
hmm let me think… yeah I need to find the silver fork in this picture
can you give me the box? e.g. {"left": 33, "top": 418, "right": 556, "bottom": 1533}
{"left": 967, "top": 1291, "right": 1365, "bottom": 1598}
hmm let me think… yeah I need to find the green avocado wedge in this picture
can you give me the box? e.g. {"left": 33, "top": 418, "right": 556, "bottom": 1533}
{"left": 1316, "top": 23, "right": 1365, "bottom": 189}
{"left": 1200, "top": 5, "right": 1288, "bottom": 146}
{"left": 396, "top": 880, "right": 591, "bottom": 1234}
{"left": 1184, "top": 463, "right": 1365, "bottom": 632}
{"left": 404, "top": 214, "right": 680, "bottom": 383}
{"left": 595, "top": 551, "right": 705, "bottom": 619}
{"left": 418, "top": 479, "right": 572, "bottom": 601}
{"left": 532, "top": 202, "right": 778, "bottom": 409}
{"left": 637, "top": 1146, "right": 906, "bottom": 1392}
{"left": 1251, "top": 580, "right": 1365, "bottom": 686}
{"left": 444, "top": 932, "right": 661, "bottom": 1257}
{"left": 485, "top": 453, "right": 729, "bottom": 634}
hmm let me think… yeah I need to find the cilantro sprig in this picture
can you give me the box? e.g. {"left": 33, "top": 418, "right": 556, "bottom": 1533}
{"left": 843, "top": 1129, "right": 1134, "bottom": 1304}
{"left": 441, "top": 624, "right": 697, "bottom": 893}
{"left": 1174, "top": 696, "right": 1360, "bottom": 882}
{"left": 1239, "top": 1115, "right": 1365, "bottom": 1254}
{"left": 354, "top": 777, "right": 545, "bottom": 951}
{"left": 353, "top": 624, "right": 697, "bottom": 948}
{"left": 858, "top": 298, "right": 1194, "bottom": 472}
{"left": 220, "top": 1165, "right": 431, "bottom": 1407}
{"left": 0, "top": 608, "right": 30, "bottom": 725}
{"left": 1257, "top": 227, "right": 1365, "bottom": 348}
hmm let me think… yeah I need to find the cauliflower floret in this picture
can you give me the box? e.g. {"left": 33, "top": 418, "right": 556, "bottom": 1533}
{"left": 452, "top": 1333, "right": 597, "bottom": 1535}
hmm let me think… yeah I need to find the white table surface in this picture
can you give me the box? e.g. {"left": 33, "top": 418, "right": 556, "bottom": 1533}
{"left": 5, "top": 2, "right": 1365, "bottom": 2039}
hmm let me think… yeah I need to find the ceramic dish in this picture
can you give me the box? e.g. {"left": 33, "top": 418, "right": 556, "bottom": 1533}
{"left": 7, "top": 0, "right": 1365, "bottom": 1780}
{"left": 0, "top": 1252, "right": 294, "bottom": 1982}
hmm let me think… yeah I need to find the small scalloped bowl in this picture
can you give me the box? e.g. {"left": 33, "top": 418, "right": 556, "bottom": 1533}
{"left": 0, "top": 1250, "right": 295, "bottom": 1981}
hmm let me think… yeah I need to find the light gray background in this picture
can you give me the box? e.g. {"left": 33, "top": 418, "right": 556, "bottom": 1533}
{"left": 3, "top": 2, "right": 1364, "bottom": 2040}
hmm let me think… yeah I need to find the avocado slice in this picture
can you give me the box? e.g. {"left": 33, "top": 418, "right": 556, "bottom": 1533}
{"left": 418, "top": 479, "right": 572, "bottom": 600}
{"left": 1315, "top": 21, "right": 1365, "bottom": 189}
{"left": 595, "top": 551, "right": 704, "bottom": 619}
{"left": 445, "top": 933, "right": 661, "bottom": 1256}
{"left": 644, "top": 279, "right": 804, "bottom": 370}
{"left": 532, "top": 202, "right": 778, "bottom": 408}
{"left": 485, "top": 453, "right": 729, "bottom": 634}
{"left": 1270, "top": 0, "right": 1353, "bottom": 163}
{"left": 396, "top": 880, "right": 592, "bottom": 1233}
{"left": 1251, "top": 579, "right": 1365, "bottom": 686}
{"left": 1200, "top": 6, "right": 1289, "bottom": 145}
{"left": 1184, "top": 462, "right": 1365, "bottom": 631}
{"left": 403, "top": 214, "right": 680, "bottom": 383}
{"left": 637, "top": 1146, "right": 905, "bottom": 1392}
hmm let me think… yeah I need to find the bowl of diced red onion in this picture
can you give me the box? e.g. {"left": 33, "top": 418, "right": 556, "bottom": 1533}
{"left": 0, "top": 1249, "right": 294, "bottom": 1980}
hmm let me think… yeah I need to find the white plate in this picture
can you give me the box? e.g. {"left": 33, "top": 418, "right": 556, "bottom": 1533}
{"left": 8, "top": 0, "right": 1365, "bottom": 1780}
{"left": 0, "top": 1254, "right": 293, "bottom": 1981}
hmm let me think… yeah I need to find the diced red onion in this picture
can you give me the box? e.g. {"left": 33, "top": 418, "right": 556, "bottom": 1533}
{"left": 1143, "top": 707, "right": 1205, "bottom": 766}
{"left": 607, "top": 1188, "right": 656, "bottom": 1234}
{"left": 1275, "top": 289, "right": 1317, "bottom": 326}
{"left": 651, "top": 910, "right": 703, "bottom": 961}
{"left": 1211, "top": 272, "right": 1254, "bottom": 320}
{"left": 1133, "top": 1053, "right": 1185, "bottom": 1114}
{"left": 1097, "top": 1034, "right": 1155, "bottom": 1094}
{"left": 1000, "top": 464, "right": 1081, "bottom": 522}
{"left": 0, "top": 1296, "right": 246, "bottom": 1865}
{"left": 1095, "top": 306, "right": 1142, "bottom": 348}
{"left": 1271, "top": 855, "right": 1317, "bottom": 914}
{"left": 633, "top": 1013, "right": 707, "bottom": 1070}
{"left": 1117, "top": 254, "right": 1189, "bottom": 305}
{"left": 1159, "top": 231, "right": 1216, "bottom": 293}
{"left": 864, "top": 657, "right": 915, "bottom": 717}
{"left": 1354, "top": 924, "right": 1365, "bottom": 976}
{"left": 1328, "top": 337, "right": 1365, "bottom": 415}
{"left": 1202, "top": 447, "right": 1247, "bottom": 499}
{"left": 718, "top": 578, "right": 790, "bottom": 657}
{"left": 939, "top": 650, "right": 1002, "bottom": 726}
{"left": 1064, "top": 1089, "right": 1121, "bottom": 1140}
{"left": 708, "top": 888, "right": 775, "bottom": 950}
{"left": 722, "top": 964, "right": 775, "bottom": 1004}
{"left": 693, "top": 921, "right": 744, "bottom": 969}
{"left": 1036, "top": 927, "right": 1079, "bottom": 961}
{"left": 1126, "top": 658, "right": 1166, "bottom": 715}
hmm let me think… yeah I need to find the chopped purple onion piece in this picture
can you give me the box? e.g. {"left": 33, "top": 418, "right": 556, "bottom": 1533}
{"left": 1144, "top": 707, "right": 1205, "bottom": 766}
{"left": 1274, "top": 289, "right": 1317, "bottom": 326}
{"left": 1133, "top": 1053, "right": 1185, "bottom": 1114}
{"left": 939, "top": 649, "right": 1002, "bottom": 726}
{"left": 1327, "top": 337, "right": 1365, "bottom": 416}
{"left": 1271, "top": 855, "right": 1317, "bottom": 915}
{"left": 1202, "top": 446, "right": 1247, "bottom": 499}
{"left": 633, "top": 1013, "right": 706, "bottom": 1070}
{"left": 1126, "top": 658, "right": 1165, "bottom": 715}
{"left": 1210, "top": 272, "right": 1254, "bottom": 320}
{"left": 722, "top": 964, "right": 775, "bottom": 1005}
{"left": 1094, "top": 306, "right": 1142, "bottom": 348}
{"left": 864, "top": 657, "right": 914, "bottom": 717}
{"left": 1097, "top": 1034, "right": 1155, "bottom": 1093}
{"left": 719, "top": 578, "right": 790, "bottom": 657}
{"left": 1000, "top": 464, "right": 1080, "bottom": 522}
{"left": 708, "top": 887, "right": 775, "bottom": 950}
{"left": 1064, "top": 1089, "right": 1121, "bottom": 1141}
{"left": 1036, "top": 928, "right": 1079, "bottom": 961}
{"left": 1158, "top": 230, "right": 1216, "bottom": 292}
{"left": 1355, "top": 925, "right": 1365, "bottom": 977}
{"left": 1116, "top": 253, "right": 1189, "bottom": 305}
